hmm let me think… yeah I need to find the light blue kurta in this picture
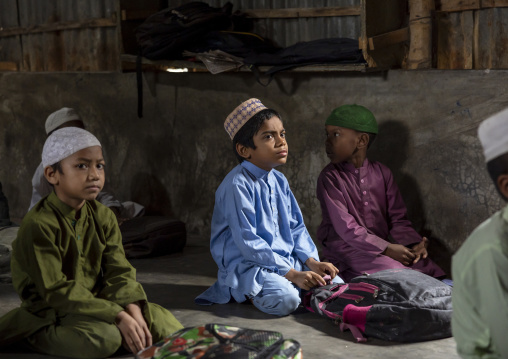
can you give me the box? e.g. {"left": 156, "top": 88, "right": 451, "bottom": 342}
{"left": 196, "top": 161, "right": 319, "bottom": 305}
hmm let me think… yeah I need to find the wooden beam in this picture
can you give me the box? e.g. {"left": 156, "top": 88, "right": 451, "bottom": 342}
{"left": 405, "top": 0, "right": 434, "bottom": 69}
{"left": 434, "top": 0, "right": 508, "bottom": 11}
{"left": 0, "top": 16, "right": 117, "bottom": 38}
{"left": 438, "top": 0, "right": 480, "bottom": 12}
{"left": 437, "top": 1, "right": 508, "bottom": 12}
{"left": 481, "top": 0, "right": 508, "bottom": 7}
{"left": 120, "top": 54, "right": 368, "bottom": 73}
{"left": 0, "top": 62, "right": 18, "bottom": 71}
{"left": 409, "top": 0, "right": 435, "bottom": 21}
{"left": 241, "top": 6, "right": 361, "bottom": 19}
{"left": 368, "top": 27, "right": 409, "bottom": 50}
{"left": 121, "top": 9, "right": 158, "bottom": 21}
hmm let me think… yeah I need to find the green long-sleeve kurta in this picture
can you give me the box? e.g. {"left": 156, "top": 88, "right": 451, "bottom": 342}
{"left": 0, "top": 191, "right": 180, "bottom": 347}
{"left": 452, "top": 204, "right": 508, "bottom": 358}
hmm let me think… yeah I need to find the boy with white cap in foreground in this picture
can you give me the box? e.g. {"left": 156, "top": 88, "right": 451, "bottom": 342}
{"left": 29, "top": 107, "right": 144, "bottom": 221}
{"left": 0, "top": 127, "right": 182, "bottom": 358}
{"left": 195, "top": 99, "right": 342, "bottom": 316}
{"left": 28, "top": 107, "right": 86, "bottom": 210}
{"left": 452, "top": 109, "right": 508, "bottom": 358}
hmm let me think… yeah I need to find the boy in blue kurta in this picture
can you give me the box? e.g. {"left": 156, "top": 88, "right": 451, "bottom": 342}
{"left": 195, "top": 98, "right": 341, "bottom": 316}
{"left": 0, "top": 128, "right": 182, "bottom": 358}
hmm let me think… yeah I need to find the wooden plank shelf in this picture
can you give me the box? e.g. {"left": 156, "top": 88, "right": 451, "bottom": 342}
{"left": 0, "top": 16, "right": 117, "bottom": 38}
{"left": 120, "top": 54, "right": 369, "bottom": 73}
{"left": 120, "top": 0, "right": 408, "bottom": 73}
{"left": 437, "top": 0, "right": 508, "bottom": 12}
{"left": 0, "top": 61, "right": 18, "bottom": 71}
{"left": 241, "top": 6, "right": 361, "bottom": 19}
{"left": 368, "top": 27, "right": 409, "bottom": 50}
{"left": 120, "top": 6, "right": 361, "bottom": 21}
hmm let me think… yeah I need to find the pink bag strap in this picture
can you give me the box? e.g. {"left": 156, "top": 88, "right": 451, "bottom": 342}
{"left": 339, "top": 323, "right": 367, "bottom": 343}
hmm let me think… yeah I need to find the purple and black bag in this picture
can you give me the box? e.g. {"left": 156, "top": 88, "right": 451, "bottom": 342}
{"left": 303, "top": 268, "right": 452, "bottom": 343}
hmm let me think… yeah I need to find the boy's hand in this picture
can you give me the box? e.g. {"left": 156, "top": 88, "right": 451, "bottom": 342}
{"left": 126, "top": 303, "right": 152, "bottom": 348}
{"left": 115, "top": 310, "right": 147, "bottom": 354}
{"left": 383, "top": 243, "right": 416, "bottom": 266}
{"left": 284, "top": 268, "right": 326, "bottom": 290}
{"left": 411, "top": 237, "right": 429, "bottom": 265}
{"left": 305, "top": 257, "right": 339, "bottom": 279}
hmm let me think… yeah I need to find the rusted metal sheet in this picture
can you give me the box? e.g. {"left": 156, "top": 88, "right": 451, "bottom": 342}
{"left": 0, "top": 0, "right": 121, "bottom": 71}
{"left": 436, "top": 7, "right": 508, "bottom": 69}
{"left": 0, "top": 0, "right": 23, "bottom": 70}
{"left": 131, "top": 0, "right": 408, "bottom": 70}
{"left": 436, "top": 0, "right": 508, "bottom": 11}
{"left": 436, "top": 11, "right": 474, "bottom": 69}
{"left": 437, "top": 0, "right": 481, "bottom": 12}
{"left": 167, "top": 0, "right": 362, "bottom": 48}
{"left": 474, "top": 8, "right": 508, "bottom": 69}
{"left": 1, "top": 0, "right": 409, "bottom": 72}
{"left": 481, "top": 0, "right": 508, "bottom": 6}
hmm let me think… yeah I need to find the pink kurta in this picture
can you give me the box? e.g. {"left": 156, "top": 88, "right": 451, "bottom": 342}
{"left": 316, "top": 159, "right": 445, "bottom": 282}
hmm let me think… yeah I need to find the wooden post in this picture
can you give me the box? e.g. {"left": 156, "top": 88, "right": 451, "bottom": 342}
{"left": 405, "top": 0, "right": 434, "bottom": 69}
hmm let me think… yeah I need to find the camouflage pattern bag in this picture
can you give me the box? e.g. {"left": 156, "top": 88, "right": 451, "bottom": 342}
{"left": 136, "top": 323, "right": 302, "bottom": 359}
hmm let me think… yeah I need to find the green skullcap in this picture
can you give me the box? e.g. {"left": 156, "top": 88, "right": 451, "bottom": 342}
{"left": 325, "top": 104, "right": 378, "bottom": 134}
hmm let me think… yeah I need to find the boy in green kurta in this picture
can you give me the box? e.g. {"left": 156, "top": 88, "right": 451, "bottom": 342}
{"left": 452, "top": 109, "right": 508, "bottom": 358}
{"left": 0, "top": 127, "right": 182, "bottom": 358}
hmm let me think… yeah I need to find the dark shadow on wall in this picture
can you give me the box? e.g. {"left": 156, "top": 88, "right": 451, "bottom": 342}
{"left": 130, "top": 173, "right": 174, "bottom": 217}
{"left": 368, "top": 121, "right": 452, "bottom": 276}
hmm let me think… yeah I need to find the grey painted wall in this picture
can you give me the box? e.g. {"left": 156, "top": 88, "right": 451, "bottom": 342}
{"left": 0, "top": 70, "right": 505, "bottom": 270}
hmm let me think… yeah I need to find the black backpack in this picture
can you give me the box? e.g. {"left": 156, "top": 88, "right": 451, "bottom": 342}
{"left": 120, "top": 216, "right": 186, "bottom": 259}
{"left": 304, "top": 268, "right": 452, "bottom": 342}
{"left": 135, "top": 2, "right": 234, "bottom": 61}
{"left": 243, "top": 38, "right": 365, "bottom": 86}
{"left": 135, "top": 2, "right": 233, "bottom": 117}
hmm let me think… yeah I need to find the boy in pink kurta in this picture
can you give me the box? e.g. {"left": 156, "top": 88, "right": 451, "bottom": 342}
{"left": 316, "top": 105, "right": 445, "bottom": 282}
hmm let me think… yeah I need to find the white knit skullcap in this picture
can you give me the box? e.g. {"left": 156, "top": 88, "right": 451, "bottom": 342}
{"left": 42, "top": 127, "right": 101, "bottom": 168}
{"left": 478, "top": 108, "right": 508, "bottom": 162}
{"left": 45, "top": 107, "right": 83, "bottom": 135}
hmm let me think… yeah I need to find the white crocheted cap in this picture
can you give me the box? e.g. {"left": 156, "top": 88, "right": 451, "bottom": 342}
{"left": 478, "top": 108, "right": 508, "bottom": 162}
{"left": 42, "top": 127, "right": 101, "bottom": 168}
{"left": 45, "top": 107, "right": 83, "bottom": 135}
{"left": 224, "top": 98, "right": 268, "bottom": 140}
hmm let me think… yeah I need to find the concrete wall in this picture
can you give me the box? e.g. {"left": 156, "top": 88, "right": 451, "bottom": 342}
{"left": 0, "top": 70, "right": 506, "bottom": 268}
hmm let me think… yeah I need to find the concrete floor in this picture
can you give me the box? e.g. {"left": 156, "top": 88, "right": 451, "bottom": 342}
{"left": 0, "top": 235, "right": 459, "bottom": 359}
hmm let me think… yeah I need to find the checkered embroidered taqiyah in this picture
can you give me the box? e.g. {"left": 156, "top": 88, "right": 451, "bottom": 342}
{"left": 224, "top": 98, "right": 267, "bottom": 140}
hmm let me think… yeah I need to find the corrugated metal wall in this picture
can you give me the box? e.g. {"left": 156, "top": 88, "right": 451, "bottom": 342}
{"left": 0, "top": 0, "right": 364, "bottom": 71}
{"left": 167, "top": 0, "right": 362, "bottom": 48}
{"left": 0, "top": 0, "right": 121, "bottom": 71}
{"left": 0, "top": 0, "right": 23, "bottom": 70}
{"left": 7, "top": 1, "right": 507, "bottom": 72}
{"left": 474, "top": 8, "right": 508, "bottom": 69}
{"left": 439, "top": 7, "right": 508, "bottom": 69}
